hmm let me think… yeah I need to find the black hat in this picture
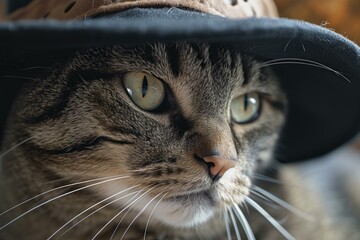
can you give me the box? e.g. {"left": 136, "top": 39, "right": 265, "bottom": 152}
{"left": 1, "top": 0, "right": 359, "bottom": 163}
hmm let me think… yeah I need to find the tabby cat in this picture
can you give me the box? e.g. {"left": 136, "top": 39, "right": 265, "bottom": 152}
{"left": 0, "top": 43, "right": 356, "bottom": 239}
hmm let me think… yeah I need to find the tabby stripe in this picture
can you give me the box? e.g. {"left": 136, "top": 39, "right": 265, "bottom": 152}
{"left": 208, "top": 44, "right": 222, "bottom": 68}
{"left": 229, "top": 48, "right": 239, "bottom": 71}
{"left": 27, "top": 136, "right": 133, "bottom": 155}
{"left": 170, "top": 110, "right": 193, "bottom": 138}
{"left": 28, "top": 69, "right": 117, "bottom": 124}
{"left": 190, "top": 43, "right": 208, "bottom": 69}
{"left": 230, "top": 124, "right": 242, "bottom": 155}
{"left": 141, "top": 45, "right": 157, "bottom": 64}
{"left": 106, "top": 125, "right": 143, "bottom": 137}
{"left": 166, "top": 44, "right": 181, "bottom": 77}
{"left": 241, "top": 56, "right": 251, "bottom": 86}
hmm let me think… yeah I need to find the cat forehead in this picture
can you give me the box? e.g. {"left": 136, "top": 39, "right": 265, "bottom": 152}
{"left": 106, "top": 43, "right": 248, "bottom": 88}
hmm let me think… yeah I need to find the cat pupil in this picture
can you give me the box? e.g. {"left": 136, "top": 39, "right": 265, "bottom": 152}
{"left": 142, "top": 75, "right": 148, "bottom": 97}
{"left": 244, "top": 94, "right": 249, "bottom": 111}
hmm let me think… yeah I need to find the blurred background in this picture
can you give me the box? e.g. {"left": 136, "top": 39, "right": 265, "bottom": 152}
{"left": 0, "top": 0, "right": 5, "bottom": 20}
{"left": 274, "top": 0, "right": 360, "bottom": 43}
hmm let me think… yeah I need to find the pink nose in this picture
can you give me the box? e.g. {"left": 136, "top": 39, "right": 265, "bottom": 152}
{"left": 203, "top": 155, "right": 235, "bottom": 179}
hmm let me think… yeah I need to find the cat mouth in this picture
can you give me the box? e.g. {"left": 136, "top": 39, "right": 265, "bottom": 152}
{"left": 169, "top": 189, "right": 216, "bottom": 206}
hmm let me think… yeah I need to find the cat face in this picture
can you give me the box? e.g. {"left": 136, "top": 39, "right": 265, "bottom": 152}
{"left": 2, "top": 43, "right": 286, "bottom": 231}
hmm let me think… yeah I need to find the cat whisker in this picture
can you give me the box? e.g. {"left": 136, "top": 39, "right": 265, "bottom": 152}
{"left": 261, "top": 58, "right": 326, "bottom": 68}
{"left": 120, "top": 191, "right": 166, "bottom": 240}
{"left": 17, "top": 66, "right": 48, "bottom": 71}
{"left": 0, "top": 176, "right": 130, "bottom": 231}
{"left": 250, "top": 185, "right": 314, "bottom": 221}
{"left": 0, "top": 174, "right": 130, "bottom": 217}
{"left": 55, "top": 190, "right": 142, "bottom": 240}
{"left": 92, "top": 190, "right": 145, "bottom": 240}
{"left": 224, "top": 191, "right": 255, "bottom": 240}
{"left": 249, "top": 189, "right": 280, "bottom": 209}
{"left": 242, "top": 200, "right": 250, "bottom": 215}
{"left": 231, "top": 204, "right": 255, "bottom": 240}
{"left": 251, "top": 173, "right": 284, "bottom": 185}
{"left": 258, "top": 58, "right": 350, "bottom": 83}
{"left": 261, "top": 61, "right": 333, "bottom": 74}
{"left": 143, "top": 193, "right": 168, "bottom": 240}
{"left": 92, "top": 187, "right": 154, "bottom": 240}
{"left": 228, "top": 207, "right": 242, "bottom": 240}
{"left": 110, "top": 187, "right": 159, "bottom": 240}
{"left": 223, "top": 210, "right": 232, "bottom": 240}
{"left": 110, "top": 193, "right": 145, "bottom": 240}
{"left": 245, "top": 197, "right": 295, "bottom": 240}
{"left": 0, "top": 136, "right": 35, "bottom": 160}
{"left": 0, "top": 75, "right": 40, "bottom": 81}
{"left": 47, "top": 185, "right": 140, "bottom": 240}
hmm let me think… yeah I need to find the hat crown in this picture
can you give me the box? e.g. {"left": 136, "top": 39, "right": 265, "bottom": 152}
{"left": 7, "top": 0, "right": 278, "bottom": 20}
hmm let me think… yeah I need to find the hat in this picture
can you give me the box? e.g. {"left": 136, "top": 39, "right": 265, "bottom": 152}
{"left": 1, "top": 0, "right": 359, "bottom": 163}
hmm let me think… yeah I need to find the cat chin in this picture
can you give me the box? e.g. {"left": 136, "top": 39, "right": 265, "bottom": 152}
{"left": 149, "top": 199, "right": 216, "bottom": 228}
{"left": 95, "top": 182, "right": 217, "bottom": 228}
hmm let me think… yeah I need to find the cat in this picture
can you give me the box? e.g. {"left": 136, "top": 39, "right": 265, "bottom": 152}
{"left": 0, "top": 42, "right": 357, "bottom": 240}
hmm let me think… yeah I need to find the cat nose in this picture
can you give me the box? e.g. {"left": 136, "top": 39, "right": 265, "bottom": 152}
{"left": 189, "top": 118, "right": 237, "bottom": 180}
{"left": 201, "top": 154, "right": 235, "bottom": 181}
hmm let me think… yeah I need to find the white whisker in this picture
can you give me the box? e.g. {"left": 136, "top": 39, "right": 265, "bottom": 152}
{"left": 249, "top": 188, "right": 278, "bottom": 207}
{"left": 251, "top": 186, "right": 314, "bottom": 221}
{"left": 0, "top": 75, "right": 40, "bottom": 81}
{"left": 224, "top": 210, "right": 232, "bottom": 240}
{"left": 261, "top": 58, "right": 332, "bottom": 71}
{"left": 262, "top": 61, "right": 331, "bottom": 71}
{"left": 0, "top": 137, "right": 35, "bottom": 160}
{"left": 47, "top": 185, "right": 139, "bottom": 240}
{"left": 0, "top": 176, "right": 129, "bottom": 231}
{"left": 109, "top": 195, "right": 142, "bottom": 239}
{"left": 56, "top": 190, "right": 142, "bottom": 240}
{"left": 143, "top": 193, "right": 167, "bottom": 240}
{"left": 120, "top": 191, "right": 165, "bottom": 240}
{"left": 245, "top": 197, "right": 295, "bottom": 240}
{"left": 232, "top": 204, "right": 255, "bottom": 240}
{"left": 110, "top": 187, "right": 158, "bottom": 240}
{"left": 259, "top": 58, "right": 351, "bottom": 83}
{"left": 251, "top": 173, "right": 284, "bottom": 185}
{"left": 229, "top": 207, "right": 241, "bottom": 240}
{"left": 18, "top": 66, "right": 48, "bottom": 71}
{"left": 91, "top": 188, "right": 153, "bottom": 240}
{"left": 0, "top": 175, "right": 130, "bottom": 217}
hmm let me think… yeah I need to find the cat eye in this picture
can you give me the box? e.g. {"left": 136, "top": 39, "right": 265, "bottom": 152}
{"left": 123, "top": 72, "right": 166, "bottom": 111}
{"left": 230, "top": 93, "right": 261, "bottom": 124}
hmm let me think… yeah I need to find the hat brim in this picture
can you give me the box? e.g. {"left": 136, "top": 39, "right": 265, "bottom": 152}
{"left": 0, "top": 8, "right": 359, "bottom": 162}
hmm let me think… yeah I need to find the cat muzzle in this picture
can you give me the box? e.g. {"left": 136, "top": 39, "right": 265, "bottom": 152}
{"left": 203, "top": 155, "right": 235, "bottom": 180}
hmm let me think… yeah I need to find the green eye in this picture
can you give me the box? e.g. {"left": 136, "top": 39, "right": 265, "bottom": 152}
{"left": 230, "top": 93, "right": 261, "bottom": 124}
{"left": 123, "top": 72, "right": 166, "bottom": 111}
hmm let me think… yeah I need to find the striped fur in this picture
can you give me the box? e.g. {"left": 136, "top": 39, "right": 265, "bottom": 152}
{"left": 2, "top": 42, "right": 341, "bottom": 239}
